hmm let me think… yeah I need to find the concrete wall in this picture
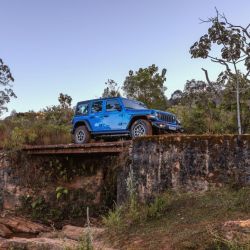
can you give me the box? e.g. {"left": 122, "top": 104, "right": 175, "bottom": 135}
{"left": 118, "top": 135, "right": 250, "bottom": 203}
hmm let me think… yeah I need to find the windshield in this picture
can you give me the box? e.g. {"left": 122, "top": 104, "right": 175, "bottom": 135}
{"left": 75, "top": 102, "right": 89, "bottom": 115}
{"left": 122, "top": 99, "right": 148, "bottom": 110}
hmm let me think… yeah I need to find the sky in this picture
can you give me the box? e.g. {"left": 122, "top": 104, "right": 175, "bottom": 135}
{"left": 1, "top": 0, "right": 250, "bottom": 116}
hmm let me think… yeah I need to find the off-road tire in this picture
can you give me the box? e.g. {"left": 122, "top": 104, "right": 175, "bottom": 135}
{"left": 74, "top": 126, "right": 91, "bottom": 144}
{"left": 130, "top": 119, "right": 152, "bottom": 139}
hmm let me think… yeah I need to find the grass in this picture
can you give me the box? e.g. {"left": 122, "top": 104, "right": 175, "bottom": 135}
{"left": 102, "top": 187, "right": 250, "bottom": 250}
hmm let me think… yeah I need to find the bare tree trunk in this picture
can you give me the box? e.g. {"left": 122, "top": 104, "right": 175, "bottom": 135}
{"left": 236, "top": 80, "right": 242, "bottom": 134}
{"left": 234, "top": 64, "right": 242, "bottom": 134}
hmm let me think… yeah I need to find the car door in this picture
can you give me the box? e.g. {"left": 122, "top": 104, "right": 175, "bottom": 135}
{"left": 102, "top": 99, "right": 124, "bottom": 131}
{"left": 88, "top": 100, "right": 105, "bottom": 132}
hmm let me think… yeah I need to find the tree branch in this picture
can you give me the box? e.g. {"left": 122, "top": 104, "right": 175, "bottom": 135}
{"left": 236, "top": 55, "right": 248, "bottom": 64}
{"left": 201, "top": 68, "right": 212, "bottom": 85}
{"left": 208, "top": 55, "right": 233, "bottom": 75}
{"left": 220, "top": 12, "right": 250, "bottom": 39}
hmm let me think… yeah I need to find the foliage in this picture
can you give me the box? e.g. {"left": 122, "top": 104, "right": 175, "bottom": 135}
{"left": 209, "top": 227, "right": 250, "bottom": 250}
{"left": 190, "top": 10, "right": 250, "bottom": 71}
{"left": 0, "top": 58, "right": 16, "bottom": 116}
{"left": 125, "top": 167, "right": 140, "bottom": 221}
{"left": 58, "top": 93, "right": 72, "bottom": 109}
{"left": 65, "top": 208, "right": 94, "bottom": 250}
{"left": 190, "top": 9, "right": 250, "bottom": 134}
{"left": 102, "top": 79, "right": 121, "bottom": 98}
{"left": 102, "top": 187, "right": 250, "bottom": 250}
{"left": 21, "top": 195, "right": 51, "bottom": 220}
{"left": 221, "top": 73, "right": 250, "bottom": 133}
{"left": 76, "top": 236, "right": 94, "bottom": 250}
{"left": 102, "top": 205, "right": 123, "bottom": 230}
{"left": 122, "top": 64, "right": 168, "bottom": 110}
{"left": 0, "top": 94, "right": 74, "bottom": 148}
{"left": 55, "top": 186, "right": 69, "bottom": 200}
{"left": 169, "top": 71, "right": 250, "bottom": 134}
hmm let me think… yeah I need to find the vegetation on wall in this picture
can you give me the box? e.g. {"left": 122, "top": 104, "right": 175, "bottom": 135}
{"left": 13, "top": 154, "right": 118, "bottom": 225}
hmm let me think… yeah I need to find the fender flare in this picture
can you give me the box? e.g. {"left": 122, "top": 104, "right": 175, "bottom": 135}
{"left": 73, "top": 120, "right": 92, "bottom": 133}
{"left": 127, "top": 115, "right": 150, "bottom": 130}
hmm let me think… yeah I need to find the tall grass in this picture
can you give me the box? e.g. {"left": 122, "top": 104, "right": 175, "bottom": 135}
{"left": 102, "top": 186, "right": 250, "bottom": 249}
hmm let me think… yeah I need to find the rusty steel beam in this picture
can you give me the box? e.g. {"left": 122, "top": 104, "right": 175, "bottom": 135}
{"left": 22, "top": 141, "right": 131, "bottom": 155}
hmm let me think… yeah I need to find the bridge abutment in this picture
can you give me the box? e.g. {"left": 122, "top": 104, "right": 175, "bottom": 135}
{"left": 119, "top": 135, "right": 250, "bottom": 203}
{"left": 0, "top": 135, "right": 249, "bottom": 223}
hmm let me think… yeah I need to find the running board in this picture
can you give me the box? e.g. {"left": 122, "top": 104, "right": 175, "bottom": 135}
{"left": 93, "top": 133, "right": 130, "bottom": 138}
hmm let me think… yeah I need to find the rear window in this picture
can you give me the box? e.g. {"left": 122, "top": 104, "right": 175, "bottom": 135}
{"left": 122, "top": 99, "right": 148, "bottom": 110}
{"left": 91, "top": 101, "right": 103, "bottom": 113}
{"left": 75, "top": 102, "right": 89, "bottom": 116}
{"left": 106, "top": 99, "right": 121, "bottom": 111}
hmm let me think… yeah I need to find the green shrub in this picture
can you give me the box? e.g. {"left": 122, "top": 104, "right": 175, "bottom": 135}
{"left": 102, "top": 206, "right": 123, "bottom": 230}
{"left": 145, "top": 196, "right": 168, "bottom": 219}
{"left": 55, "top": 186, "right": 69, "bottom": 200}
{"left": 0, "top": 105, "right": 73, "bottom": 149}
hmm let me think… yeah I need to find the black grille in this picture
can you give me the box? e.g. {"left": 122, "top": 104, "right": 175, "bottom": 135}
{"left": 158, "top": 113, "right": 176, "bottom": 123}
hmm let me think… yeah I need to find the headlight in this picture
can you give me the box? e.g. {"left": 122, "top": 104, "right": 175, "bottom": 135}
{"left": 147, "top": 114, "right": 157, "bottom": 119}
{"left": 147, "top": 111, "right": 159, "bottom": 119}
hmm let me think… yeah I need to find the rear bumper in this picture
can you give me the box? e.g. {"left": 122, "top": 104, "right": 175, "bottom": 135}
{"left": 152, "top": 121, "right": 184, "bottom": 132}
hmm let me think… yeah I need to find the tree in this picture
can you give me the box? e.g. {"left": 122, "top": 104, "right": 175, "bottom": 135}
{"left": 102, "top": 79, "right": 121, "bottom": 98}
{"left": 0, "top": 58, "right": 16, "bottom": 116}
{"left": 169, "top": 90, "right": 183, "bottom": 106}
{"left": 122, "top": 64, "right": 168, "bottom": 110}
{"left": 220, "top": 72, "right": 250, "bottom": 133}
{"left": 190, "top": 9, "right": 250, "bottom": 134}
{"left": 169, "top": 76, "right": 224, "bottom": 134}
{"left": 58, "top": 93, "right": 72, "bottom": 109}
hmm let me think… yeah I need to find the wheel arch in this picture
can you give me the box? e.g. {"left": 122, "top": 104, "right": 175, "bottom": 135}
{"left": 73, "top": 120, "right": 91, "bottom": 133}
{"left": 127, "top": 115, "right": 150, "bottom": 130}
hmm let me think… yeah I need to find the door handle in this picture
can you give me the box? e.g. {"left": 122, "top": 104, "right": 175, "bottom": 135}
{"left": 103, "top": 115, "right": 109, "bottom": 117}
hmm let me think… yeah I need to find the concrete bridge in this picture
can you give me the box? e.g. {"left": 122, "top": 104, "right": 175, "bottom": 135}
{"left": 23, "top": 141, "right": 131, "bottom": 155}
{"left": 0, "top": 135, "right": 249, "bottom": 218}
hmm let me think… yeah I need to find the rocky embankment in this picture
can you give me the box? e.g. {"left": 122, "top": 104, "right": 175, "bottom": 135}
{"left": 0, "top": 214, "right": 114, "bottom": 250}
{"left": 0, "top": 214, "right": 249, "bottom": 249}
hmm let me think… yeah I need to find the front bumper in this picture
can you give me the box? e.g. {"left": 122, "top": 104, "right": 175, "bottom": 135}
{"left": 152, "top": 121, "right": 184, "bottom": 132}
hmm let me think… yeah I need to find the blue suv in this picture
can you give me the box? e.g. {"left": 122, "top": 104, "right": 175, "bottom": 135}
{"left": 71, "top": 97, "right": 183, "bottom": 144}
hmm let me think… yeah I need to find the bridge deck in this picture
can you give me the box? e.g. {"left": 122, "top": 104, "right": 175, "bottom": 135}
{"left": 23, "top": 141, "right": 131, "bottom": 155}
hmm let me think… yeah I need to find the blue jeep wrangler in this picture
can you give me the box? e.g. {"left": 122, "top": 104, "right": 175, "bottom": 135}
{"left": 71, "top": 97, "right": 183, "bottom": 144}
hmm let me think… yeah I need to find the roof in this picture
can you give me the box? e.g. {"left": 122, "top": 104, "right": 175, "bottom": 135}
{"left": 76, "top": 97, "right": 131, "bottom": 104}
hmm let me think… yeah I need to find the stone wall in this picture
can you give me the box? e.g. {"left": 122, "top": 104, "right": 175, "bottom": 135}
{"left": 118, "top": 135, "right": 250, "bottom": 203}
{"left": 1, "top": 135, "right": 250, "bottom": 218}
{"left": 0, "top": 152, "right": 118, "bottom": 225}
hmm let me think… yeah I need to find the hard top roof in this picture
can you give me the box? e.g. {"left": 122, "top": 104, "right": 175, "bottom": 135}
{"left": 76, "top": 97, "right": 136, "bottom": 104}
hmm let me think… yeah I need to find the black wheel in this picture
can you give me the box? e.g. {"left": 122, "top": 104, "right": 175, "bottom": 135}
{"left": 130, "top": 119, "right": 152, "bottom": 139}
{"left": 74, "top": 126, "right": 91, "bottom": 144}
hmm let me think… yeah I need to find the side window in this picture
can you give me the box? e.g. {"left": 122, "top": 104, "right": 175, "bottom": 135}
{"left": 106, "top": 99, "right": 121, "bottom": 112}
{"left": 91, "top": 101, "right": 103, "bottom": 113}
{"left": 75, "top": 103, "right": 89, "bottom": 115}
